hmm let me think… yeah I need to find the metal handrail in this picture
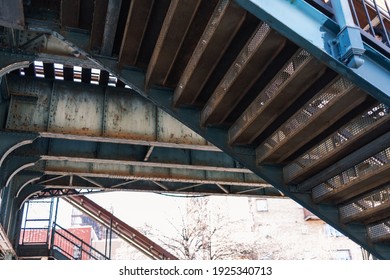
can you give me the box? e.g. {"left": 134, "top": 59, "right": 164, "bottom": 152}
{"left": 306, "top": 0, "right": 390, "bottom": 48}
{"left": 354, "top": 0, "right": 390, "bottom": 44}
{"left": 51, "top": 223, "right": 109, "bottom": 260}
{"left": 19, "top": 227, "right": 51, "bottom": 245}
{"left": 19, "top": 223, "right": 109, "bottom": 260}
{"left": 63, "top": 195, "right": 178, "bottom": 260}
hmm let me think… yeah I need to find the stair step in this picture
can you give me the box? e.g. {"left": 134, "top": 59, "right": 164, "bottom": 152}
{"left": 228, "top": 48, "right": 326, "bottom": 145}
{"left": 100, "top": 0, "right": 123, "bottom": 56}
{"left": 61, "top": 0, "right": 80, "bottom": 28}
{"left": 89, "top": 0, "right": 109, "bottom": 51}
{"left": 284, "top": 103, "right": 390, "bottom": 184}
{"left": 200, "top": 22, "right": 286, "bottom": 125}
{"left": 340, "top": 184, "right": 390, "bottom": 224}
{"left": 118, "top": 0, "right": 155, "bottom": 66}
{"left": 145, "top": 0, "right": 202, "bottom": 86}
{"left": 256, "top": 77, "right": 368, "bottom": 164}
{"left": 173, "top": 0, "right": 247, "bottom": 106}
{"left": 368, "top": 220, "right": 390, "bottom": 243}
{"left": 17, "top": 244, "right": 50, "bottom": 258}
{"left": 312, "top": 147, "right": 390, "bottom": 204}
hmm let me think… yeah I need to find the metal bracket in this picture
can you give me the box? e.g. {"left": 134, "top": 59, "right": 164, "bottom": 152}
{"left": 330, "top": 0, "right": 365, "bottom": 68}
{"left": 329, "top": 26, "right": 365, "bottom": 68}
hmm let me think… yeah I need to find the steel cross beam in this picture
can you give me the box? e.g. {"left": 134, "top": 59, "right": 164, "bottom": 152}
{"left": 4, "top": 75, "right": 218, "bottom": 152}
{"left": 235, "top": 0, "right": 390, "bottom": 105}
{"left": 16, "top": 171, "right": 281, "bottom": 198}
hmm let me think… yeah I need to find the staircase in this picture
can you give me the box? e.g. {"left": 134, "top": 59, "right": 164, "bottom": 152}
{"left": 1, "top": 0, "right": 390, "bottom": 258}
{"left": 63, "top": 195, "right": 177, "bottom": 260}
{"left": 17, "top": 198, "right": 109, "bottom": 260}
{"left": 18, "top": 223, "right": 109, "bottom": 260}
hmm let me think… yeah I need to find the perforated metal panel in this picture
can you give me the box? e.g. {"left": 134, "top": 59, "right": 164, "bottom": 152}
{"left": 368, "top": 220, "right": 390, "bottom": 242}
{"left": 312, "top": 148, "right": 390, "bottom": 199}
{"left": 285, "top": 103, "right": 389, "bottom": 181}
{"left": 228, "top": 49, "right": 311, "bottom": 140}
{"left": 339, "top": 184, "right": 390, "bottom": 220}
{"left": 257, "top": 77, "right": 354, "bottom": 158}
{"left": 219, "top": 22, "right": 270, "bottom": 92}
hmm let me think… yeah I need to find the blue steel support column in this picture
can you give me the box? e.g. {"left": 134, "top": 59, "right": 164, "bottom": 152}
{"left": 1, "top": 173, "right": 41, "bottom": 232}
{"left": 330, "top": 0, "right": 365, "bottom": 68}
{"left": 234, "top": 0, "right": 390, "bottom": 105}
{"left": 0, "top": 185, "right": 10, "bottom": 228}
{"left": 1, "top": 181, "right": 18, "bottom": 238}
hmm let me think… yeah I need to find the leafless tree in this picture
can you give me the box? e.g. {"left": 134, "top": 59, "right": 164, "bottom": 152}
{"left": 144, "top": 196, "right": 262, "bottom": 260}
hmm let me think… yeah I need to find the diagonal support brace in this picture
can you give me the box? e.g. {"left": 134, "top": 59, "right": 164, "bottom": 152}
{"left": 330, "top": 0, "right": 365, "bottom": 68}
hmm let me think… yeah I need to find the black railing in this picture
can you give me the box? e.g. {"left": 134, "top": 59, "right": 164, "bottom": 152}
{"left": 51, "top": 223, "right": 109, "bottom": 260}
{"left": 350, "top": 0, "right": 390, "bottom": 45}
{"left": 306, "top": 0, "right": 390, "bottom": 48}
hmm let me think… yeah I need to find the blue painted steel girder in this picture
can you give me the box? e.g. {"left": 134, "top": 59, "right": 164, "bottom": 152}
{"left": 235, "top": 0, "right": 390, "bottom": 106}
{"left": 35, "top": 33, "right": 390, "bottom": 259}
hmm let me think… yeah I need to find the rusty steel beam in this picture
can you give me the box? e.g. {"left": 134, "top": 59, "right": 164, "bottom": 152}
{"left": 40, "top": 155, "right": 253, "bottom": 174}
{"left": 40, "top": 169, "right": 267, "bottom": 188}
{"left": 38, "top": 132, "right": 220, "bottom": 152}
{"left": 5, "top": 76, "right": 216, "bottom": 151}
{"left": 0, "top": 0, "right": 24, "bottom": 30}
{"left": 200, "top": 22, "right": 286, "bottom": 125}
{"left": 145, "top": 0, "right": 202, "bottom": 86}
{"left": 100, "top": 0, "right": 122, "bottom": 56}
{"left": 119, "top": 0, "right": 154, "bottom": 66}
{"left": 173, "top": 0, "right": 247, "bottom": 106}
{"left": 28, "top": 172, "right": 280, "bottom": 197}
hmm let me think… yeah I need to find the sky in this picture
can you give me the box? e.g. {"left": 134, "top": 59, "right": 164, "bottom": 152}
{"left": 55, "top": 191, "right": 252, "bottom": 235}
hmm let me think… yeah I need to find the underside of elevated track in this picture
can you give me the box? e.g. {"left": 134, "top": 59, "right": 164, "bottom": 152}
{"left": 0, "top": 0, "right": 390, "bottom": 259}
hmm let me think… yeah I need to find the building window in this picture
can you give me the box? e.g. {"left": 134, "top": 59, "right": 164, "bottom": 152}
{"left": 334, "top": 249, "right": 351, "bottom": 260}
{"left": 301, "top": 225, "right": 309, "bottom": 235}
{"left": 325, "top": 224, "right": 344, "bottom": 237}
{"left": 255, "top": 199, "right": 268, "bottom": 212}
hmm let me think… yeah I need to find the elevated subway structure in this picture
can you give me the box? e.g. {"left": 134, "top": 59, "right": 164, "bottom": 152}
{"left": 0, "top": 0, "right": 390, "bottom": 259}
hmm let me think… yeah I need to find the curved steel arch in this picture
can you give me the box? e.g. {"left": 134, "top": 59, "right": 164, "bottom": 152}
{"left": 0, "top": 132, "right": 39, "bottom": 168}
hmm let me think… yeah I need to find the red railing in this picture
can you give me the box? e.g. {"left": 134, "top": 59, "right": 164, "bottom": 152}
{"left": 19, "top": 223, "right": 109, "bottom": 260}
